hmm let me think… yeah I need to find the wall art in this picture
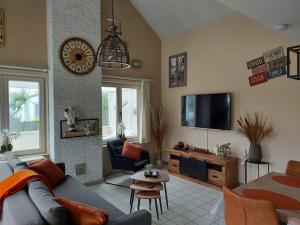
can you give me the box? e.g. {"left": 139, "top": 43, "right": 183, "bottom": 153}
{"left": 0, "top": 9, "right": 4, "bottom": 48}
{"left": 169, "top": 52, "right": 187, "bottom": 88}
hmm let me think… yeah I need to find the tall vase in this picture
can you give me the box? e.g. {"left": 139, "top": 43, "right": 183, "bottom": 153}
{"left": 248, "top": 144, "right": 262, "bottom": 163}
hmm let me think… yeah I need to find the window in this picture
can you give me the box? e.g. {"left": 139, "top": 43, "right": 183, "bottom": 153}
{"left": 0, "top": 74, "right": 46, "bottom": 155}
{"left": 102, "top": 83, "right": 140, "bottom": 141}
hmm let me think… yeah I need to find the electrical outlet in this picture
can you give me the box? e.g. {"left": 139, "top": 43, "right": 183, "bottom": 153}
{"left": 75, "top": 163, "right": 86, "bottom": 176}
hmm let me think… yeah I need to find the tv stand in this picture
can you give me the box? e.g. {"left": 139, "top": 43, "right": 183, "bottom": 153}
{"left": 167, "top": 148, "right": 239, "bottom": 188}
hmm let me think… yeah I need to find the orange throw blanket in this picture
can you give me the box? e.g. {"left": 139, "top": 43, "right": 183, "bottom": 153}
{"left": 0, "top": 169, "right": 53, "bottom": 212}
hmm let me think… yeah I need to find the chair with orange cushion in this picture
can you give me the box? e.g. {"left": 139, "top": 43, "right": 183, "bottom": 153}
{"left": 223, "top": 187, "right": 280, "bottom": 225}
{"left": 286, "top": 160, "right": 300, "bottom": 177}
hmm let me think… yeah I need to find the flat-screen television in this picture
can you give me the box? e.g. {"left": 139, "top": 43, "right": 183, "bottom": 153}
{"left": 181, "top": 93, "right": 231, "bottom": 130}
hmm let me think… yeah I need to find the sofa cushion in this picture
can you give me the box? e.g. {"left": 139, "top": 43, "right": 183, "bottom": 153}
{"left": 28, "top": 180, "right": 69, "bottom": 225}
{"left": 122, "top": 142, "right": 143, "bottom": 161}
{"left": 13, "top": 162, "right": 29, "bottom": 172}
{"left": 54, "top": 176, "right": 124, "bottom": 219}
{"left": 28, "top": 159, "right": 66, "bottom": 188}
{"left": 7, "top": 157, "right": 22, "bottom": 169}
{"left": 56, "top": 197, "right": 109, "bottom": 225}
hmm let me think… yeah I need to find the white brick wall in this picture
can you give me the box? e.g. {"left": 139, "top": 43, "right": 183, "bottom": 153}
{"left": 47, "top": 0, "right": 102, "bottom": 183}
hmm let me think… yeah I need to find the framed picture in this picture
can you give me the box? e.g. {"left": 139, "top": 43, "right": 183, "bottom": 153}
{"left": 0, "top": 8, "right": 4, "bottom": 48}
{"left": 169, "top": 52, "right": 187, "bottom": 88}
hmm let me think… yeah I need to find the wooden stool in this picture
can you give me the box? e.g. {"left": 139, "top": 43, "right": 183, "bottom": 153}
{"left": 134, "top": 190, "right": 162, "bottom": 220}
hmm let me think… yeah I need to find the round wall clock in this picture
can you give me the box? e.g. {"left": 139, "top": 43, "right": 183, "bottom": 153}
{"left": 59, "top": 37, "right": 96, "bottom": 75}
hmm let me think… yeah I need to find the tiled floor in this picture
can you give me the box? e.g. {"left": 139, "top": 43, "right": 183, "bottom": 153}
{"left": 89, "top": 173, "right": 225, "bottom": 225}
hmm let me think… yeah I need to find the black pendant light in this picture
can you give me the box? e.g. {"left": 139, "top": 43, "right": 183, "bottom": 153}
{"left": 96, "top": 0, "right": 130, "bottom": 69}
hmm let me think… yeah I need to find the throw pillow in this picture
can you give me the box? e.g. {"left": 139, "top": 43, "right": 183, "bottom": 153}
{"left": 29, "top": 180, "right": 69, "bottom": 225}
{"left": 122, "top": 141, "right": 143, "bottom": 161}
{"left": 56, "top": 197, "right": 109, "bottom": 225}
{"left": 28, "top": 159, "right": 66, "bottom": 188}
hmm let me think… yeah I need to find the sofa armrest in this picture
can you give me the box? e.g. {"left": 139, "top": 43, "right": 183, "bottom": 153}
{"left": 56, "top": 163, "right": 65, "bottom": 174}
{"left": 108, "top": 210, "right": 151, "bottom": 225}
{"left": 288, "top": 217, "right": 300, "bottom": 225}
{"left": 141, "top": 150, "right": 150, "bottom": 162}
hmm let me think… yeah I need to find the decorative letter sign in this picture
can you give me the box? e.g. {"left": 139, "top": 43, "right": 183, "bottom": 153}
{"left": 0, "top": 9, "right": 4, "bottom": 48}
{"left": 247, "top": 56, "right": 265, "bottom": 69}
{"left": 267, "top": 67, "right": 287, "bottom": 79}
{"left": 263, "top": 47, "right": 284, "bottom": 62}
{"left": 246, "top": 47, "right": 288, "bottom": 86}
{"left": 249, "top": 72, "right": 268, "bottom": 86}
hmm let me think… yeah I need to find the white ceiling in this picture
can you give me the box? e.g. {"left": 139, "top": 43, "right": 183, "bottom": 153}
{"left": 218, "top": 0, "right": 300, "bottom": 41}
{"left": 130, "top": 0, "right": 233, "bottom": 38}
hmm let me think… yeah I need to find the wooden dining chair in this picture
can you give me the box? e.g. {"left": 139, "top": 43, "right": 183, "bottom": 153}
{"left": 286, "top": 160, "right": 300, "bottom": 177}
{"left": 223, "top": 187, "right": 280, "bottom": 225}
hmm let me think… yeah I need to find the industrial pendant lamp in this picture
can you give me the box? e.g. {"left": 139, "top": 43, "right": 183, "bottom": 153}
{"left": 96, "top": 0, "right": 130, "bottom": 69}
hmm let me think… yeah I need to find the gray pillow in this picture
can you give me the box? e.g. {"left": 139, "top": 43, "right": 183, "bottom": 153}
{"left": 13, "top": 162, "right": 29, "bottom": 172}
{"left": 28, "top": 180, "right": 69, "bottom": 225}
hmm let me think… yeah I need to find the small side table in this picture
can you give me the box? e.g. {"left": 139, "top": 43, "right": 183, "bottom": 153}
{"left": 244, "top": 160, "right": 270, "bottom": 183}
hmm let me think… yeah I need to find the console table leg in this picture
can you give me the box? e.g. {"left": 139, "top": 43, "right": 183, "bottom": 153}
{"left": 137, "top": 198, "right": 141, "bottom": 210}
{"left": 164, "top": 182, "right": 169, "bottom": 210}
{"left": 149, "top": 199, "right": 151, "bottom": 210}
{"left": 159, "top": 197, "right": 163, "bottom": 214}
{"left": 155, "top": 199, "right": 159, "bottom": 220}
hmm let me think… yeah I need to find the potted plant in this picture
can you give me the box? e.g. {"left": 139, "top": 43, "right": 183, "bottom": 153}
{"left": 0, "top": 130, "right": 17, "bottom": 159}
{"left": 117, "top": 122, "right": 126, "bottom": 141}
{"left": 237, "top": 112, "right": 273, "bottom": 163}
{"left": 151, "top": 106, "right": 167, "bottom": 168}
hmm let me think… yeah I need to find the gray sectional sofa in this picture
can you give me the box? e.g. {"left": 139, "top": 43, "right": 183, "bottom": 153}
{"left": 0, "top": 159, "right": 151, "bottom": 225}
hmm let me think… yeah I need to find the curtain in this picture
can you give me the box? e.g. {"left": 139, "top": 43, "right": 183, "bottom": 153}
{"left": 139, "top": 80, "right": 151, "bottom": 143}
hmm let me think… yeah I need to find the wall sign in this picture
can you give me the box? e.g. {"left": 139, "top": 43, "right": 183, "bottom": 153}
{"left": 263, "top": 47, "right": 284, "bottom": 62}
{"left": 0, "top": 8, "right": 4, "bottom": 48}
{"left": 247, "top": 56, "right": 265, "bottom": 69}
{"left": 267, "top": 67, "right": 287, "bottom": 79}
{"left": 251, "top": 63, "right": 270, "bottom": 75}
{"left": 246, "top": 46, "right": 288, "bottom": 87}
{"left": 248, "top": 72, "right": 268, "bottom": 86}
{"left": 269, "top": 56, "right": 288, "bottom": 70}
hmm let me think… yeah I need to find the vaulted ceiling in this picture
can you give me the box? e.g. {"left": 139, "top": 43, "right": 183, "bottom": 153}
{"left": 130, "top": 0, "right": 233, "bottom": 38}
{"left": 130, "top": 0, "right": 300, "bottom": 41}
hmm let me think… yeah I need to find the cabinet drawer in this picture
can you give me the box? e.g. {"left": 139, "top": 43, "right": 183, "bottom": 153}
{"left": 168, "top": 159, "right": 180, "bottom": 174}
{"left": 208, "top": 169, "right": 224, "bottom": 186}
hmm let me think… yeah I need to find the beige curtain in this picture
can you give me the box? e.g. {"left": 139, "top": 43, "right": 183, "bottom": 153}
{"left": 139, "top": 80, "right": 151, "bottom": 143}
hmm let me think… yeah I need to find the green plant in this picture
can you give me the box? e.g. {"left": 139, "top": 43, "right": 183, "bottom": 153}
{"left": 237, "top": 112, "right": 273, "bottom": 144}
{"left": 9, "top": 90, "right": 35, "bottom": 117}
{"left": 144, "top": 164, "right": 153, "bottom": 171}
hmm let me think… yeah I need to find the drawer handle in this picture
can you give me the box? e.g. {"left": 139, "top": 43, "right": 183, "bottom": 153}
{"left": 212, "top": 175, "right": 218, "bottom": 179}
{"left": 172, "top": 164, "right": 178, "bottom": 167}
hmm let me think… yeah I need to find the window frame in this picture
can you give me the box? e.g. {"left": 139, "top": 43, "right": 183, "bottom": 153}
{"left": 0, "top": 72, "right": 48, "bottom": 156}
{"left": 102, "top": 82, "right": 140, "bottom": 143}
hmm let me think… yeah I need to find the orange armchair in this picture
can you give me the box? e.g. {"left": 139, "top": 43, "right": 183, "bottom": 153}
{"left": 223, "top": 187, "right": 279, "bottom": 225}
{"left": 286, "top": 160, "right": 300, "bottom": 177}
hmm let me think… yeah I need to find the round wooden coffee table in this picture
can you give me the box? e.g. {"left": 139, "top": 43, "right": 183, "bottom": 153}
{"left": 130, "top": 170, "right": 170, "bottom": 211}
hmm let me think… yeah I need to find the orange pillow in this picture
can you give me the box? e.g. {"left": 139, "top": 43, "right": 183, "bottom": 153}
{"left": 122, "top": 142, "right": 143, "bottom": 161}
{"left": 56, "top": 197, "right": 109, "bottom": 225}
{"left": 28, "top": 159, "right": 65, "bottom": 188}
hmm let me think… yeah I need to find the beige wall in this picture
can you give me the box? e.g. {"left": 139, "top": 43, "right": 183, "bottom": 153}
{"left": 0, "top": 0, "right": 47, "bottom": 68}
{"left": 101, "top": 0, "right": 161, "bottom": 175}
{"left": 161, "top": 13, "right": 300, "bottom": 182}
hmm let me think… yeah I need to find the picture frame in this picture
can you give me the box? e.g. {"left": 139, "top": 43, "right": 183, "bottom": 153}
{"left": 169, "top": 52, "right": 187, "bottom": 88}
{"left": 0, "top": 8, "right": 5, "bottom": 48}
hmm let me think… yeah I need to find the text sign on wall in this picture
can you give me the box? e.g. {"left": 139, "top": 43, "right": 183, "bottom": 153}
{"left": 247, "top": 56, "right": 265, "bottom": 69}
{"left": 267, "top": 67, "right": 287, "bottom": 79}
{"left": 263, "top": 47, "right": 284, "bottom": 62}
{"left": 248, "top": 72, "right": 268, "bottom": 86}
{"left": 252, "top": 63, "right": 270, "bottom": 75}
{"left": 268, "top": 56, "right": 288, "bottom": 70}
